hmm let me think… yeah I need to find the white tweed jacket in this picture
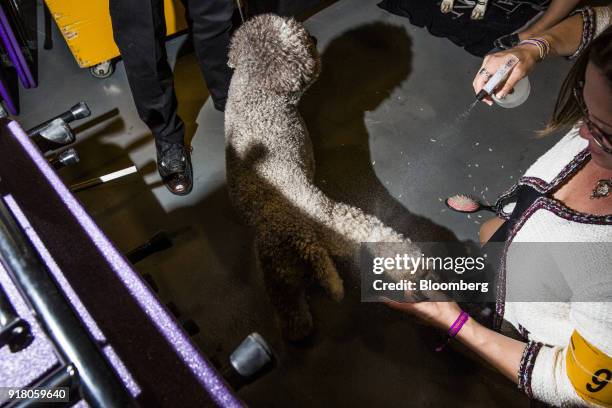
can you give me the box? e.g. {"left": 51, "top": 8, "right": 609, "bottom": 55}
{"left": 493, "top": 128, "right": 612, "bottom": 407}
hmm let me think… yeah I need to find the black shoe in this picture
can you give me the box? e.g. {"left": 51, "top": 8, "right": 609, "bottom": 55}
{"left": 214, "top": 97, "right": 227, "bottom": 112}
{"left": 156, "top": 141, "right": 193, "bottom": 196}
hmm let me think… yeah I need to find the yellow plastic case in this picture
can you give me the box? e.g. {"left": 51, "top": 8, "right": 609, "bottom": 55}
{"left": 45, "top": 0, "right": 187, "bottom": 69}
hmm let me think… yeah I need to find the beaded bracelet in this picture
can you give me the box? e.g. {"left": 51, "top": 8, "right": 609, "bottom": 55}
{"left": 435, "top": 310, "right": 469, "bottom": 352}
{"left": 519, "top": 37, "right": 551, "bottom": 61}
{"left": 568, "top": 7, "right": 595, "bottom": 60}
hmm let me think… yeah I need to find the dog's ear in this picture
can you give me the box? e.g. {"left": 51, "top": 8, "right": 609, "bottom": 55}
{"left": 228, "top": 14, "right": 320, "bottom": 93}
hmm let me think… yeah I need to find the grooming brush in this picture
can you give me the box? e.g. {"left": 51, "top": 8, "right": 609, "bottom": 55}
{"left": 445, "top": 194, "right": 494, "bottom": 214}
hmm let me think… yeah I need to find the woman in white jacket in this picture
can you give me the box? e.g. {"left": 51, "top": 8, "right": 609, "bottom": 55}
{"left": 386, "top": 19, "right": 612, "bottom": 408}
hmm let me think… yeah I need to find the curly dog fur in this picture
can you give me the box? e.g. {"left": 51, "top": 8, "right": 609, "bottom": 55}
{"left": 225, "top": 14, "right": 421, "bottom": 340}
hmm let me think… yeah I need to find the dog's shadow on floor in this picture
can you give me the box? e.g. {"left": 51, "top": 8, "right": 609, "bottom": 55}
{"left": 301, "top": 22, "right": 457, "bottom": 245}
{"left": 299, "top": 23, "right": 469, "bottom": 346}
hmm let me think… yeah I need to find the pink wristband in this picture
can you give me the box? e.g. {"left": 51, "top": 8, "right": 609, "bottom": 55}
{"left": 435, "top": 310, "right": 469, "bottom": 352}
{"left": 448, "top": 311, "right": 469, "bottom": 337}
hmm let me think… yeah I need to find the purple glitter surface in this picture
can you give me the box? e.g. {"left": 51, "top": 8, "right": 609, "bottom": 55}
{"left": 7, "top": 121, "right": 242, "bottom": 408}
{"left": 0, "top": 263, "right": 59, "bottom": 399}
{"left": 3, "top": 195, "right": 107, "bottom": 344}
{"left": 0, "top": 4, "right": 35, "bottom": 88}
{"left": 103, "top": 345, "right": 141, "bottom": 397}
{"left": 3, "top": 194, "right": 141, "bottom": 399}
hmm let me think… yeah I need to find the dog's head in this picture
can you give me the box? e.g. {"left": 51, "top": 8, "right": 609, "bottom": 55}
{"left": 228, "top": 14, "right": 320, "bottom": 94}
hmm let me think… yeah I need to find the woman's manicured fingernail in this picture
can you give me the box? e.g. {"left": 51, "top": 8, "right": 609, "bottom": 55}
{"left": 485, "top": 100, "right": 493, "bottom": 106}
{"left": 496, "top": 92, "right": 506, "bottom": 99}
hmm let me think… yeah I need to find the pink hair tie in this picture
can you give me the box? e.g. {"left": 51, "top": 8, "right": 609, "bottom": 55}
{"left": 435, "top": 311, "right": 469, "bottom": 352}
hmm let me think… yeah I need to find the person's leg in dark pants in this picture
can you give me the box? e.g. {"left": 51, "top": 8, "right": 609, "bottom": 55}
{"left": 109, "top": 0, "right": 193, "bottom": 195}
{"left": 109, "top": 0, "right": 184, "bottom": 144}
{"left": 186, "top": 0, "right": 234, "bottom": 111}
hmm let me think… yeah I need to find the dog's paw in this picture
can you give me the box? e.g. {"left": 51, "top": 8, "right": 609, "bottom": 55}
{"left": 471, "top": 4, "right": 486, "bottom": 20}
{"left": 440, "top": 0, "right": 454, "bottom": 13}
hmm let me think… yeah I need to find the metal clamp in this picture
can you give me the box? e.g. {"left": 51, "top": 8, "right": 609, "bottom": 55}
{"left": 0, "top": 283, "right": 33, "bottom": 352}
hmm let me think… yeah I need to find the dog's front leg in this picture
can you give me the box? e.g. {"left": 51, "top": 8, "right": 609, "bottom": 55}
{"left": 257, "top": 238, "right": 314, "bottom": 341}
{"left": 264, "top": 264, "right": 314, "bottom": 341}
{"left": 471, "top": 0, "right": 488, "bottom": 19}
{"left": 440, "top": 0, "right": 455, "bottom": 13}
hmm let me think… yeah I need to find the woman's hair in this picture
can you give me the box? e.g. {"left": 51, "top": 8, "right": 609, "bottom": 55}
{"left": 541, "top": 26, "right": 612, "bottom": 135}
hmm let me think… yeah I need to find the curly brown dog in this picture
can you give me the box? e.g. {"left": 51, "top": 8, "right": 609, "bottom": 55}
{"left": 225, "top": 14, "right": 422, "bottom": 340}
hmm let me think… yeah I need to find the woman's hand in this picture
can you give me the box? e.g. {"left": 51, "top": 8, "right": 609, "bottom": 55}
{"left": 473, "top": 45, "right": 540, "bottom": 106}
{"left": 383, "top": 297, "right": 462, "bottom": 331}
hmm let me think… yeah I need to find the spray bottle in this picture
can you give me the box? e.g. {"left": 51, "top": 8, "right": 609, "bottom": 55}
{"left": 475, "top": 56, "right": 530, "bottom": 109}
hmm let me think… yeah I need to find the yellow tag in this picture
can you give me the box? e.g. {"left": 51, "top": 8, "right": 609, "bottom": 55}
{"left": 566, "top": 331, "right": 612, "bottom": 407}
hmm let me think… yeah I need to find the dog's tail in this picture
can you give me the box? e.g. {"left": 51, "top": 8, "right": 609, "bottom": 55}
{"left": 307, "top": 190, "right": 405, "bottom": 254}
{"left": 327, "top": 201, "right": 404, "bottom": 245}
{"left": 281, "top": 183, "right": 422, "bottom": 291}
{"left": 301, "top": 187, "right": 423, "bottom": 278}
